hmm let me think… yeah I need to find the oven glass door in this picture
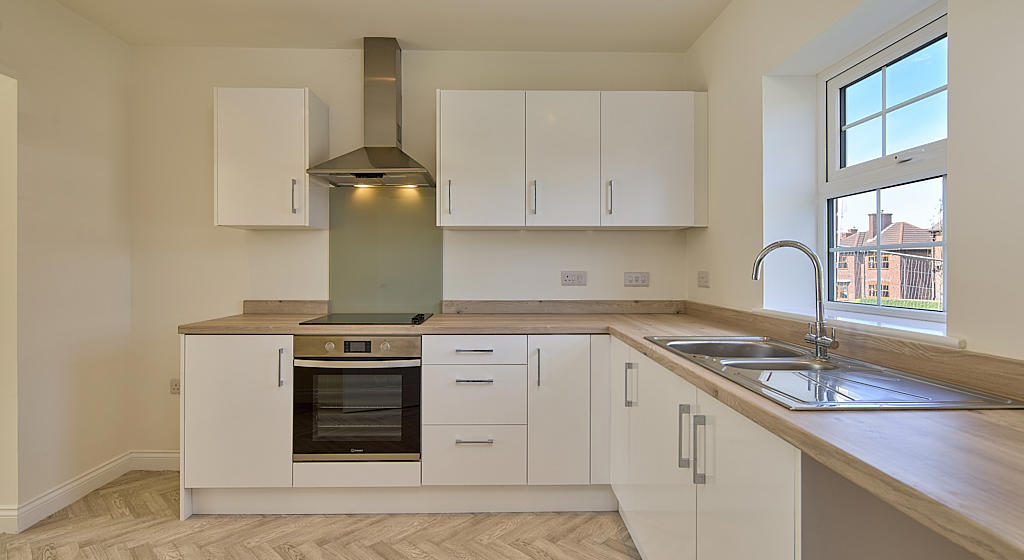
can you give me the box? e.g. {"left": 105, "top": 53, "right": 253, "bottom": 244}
{"left": 294, "top": 359, "right": 420, "bottom": 460}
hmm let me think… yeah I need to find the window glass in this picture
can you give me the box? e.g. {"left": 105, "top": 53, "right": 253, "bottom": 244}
{"left": 886, "top": 90, "right": 947, "bottom": 154}
{"left": 836, "top": 32, "right": 947, "bottom": 168}
{"left": 844, "top": 117, "right": 883, "bottom": 166}
{"left": 833, "top": 190, "right": 876, "bottom": 247}
{"left": 886, "top": 37, "right": 948, "bottom": 106}
{"left": 843, "top": 70, "right": 882, "bottom": 123}
{"left": 879, "top": 177, "right": 944, "bottom": 235}
{"left": 829, "top": 177, "right": 944, "bottom": 312}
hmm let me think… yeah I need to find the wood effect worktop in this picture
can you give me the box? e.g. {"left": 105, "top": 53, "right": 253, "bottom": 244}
{"left": 179, "top": 312, "right": 1024, "bottom": 560}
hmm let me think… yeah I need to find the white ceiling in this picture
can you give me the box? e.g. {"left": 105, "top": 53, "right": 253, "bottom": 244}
{"left": 56, "top": 0, "right": 731, "bottom": 52}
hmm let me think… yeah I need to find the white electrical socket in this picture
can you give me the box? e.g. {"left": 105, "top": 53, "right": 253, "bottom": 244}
{"left": 624, "top": 272, "right": 650, "bottom": 287}
{"left": 697, "top": 270, "right": 711, "bottom": 288}
{"left": 170, "top": 378, "right": 181, "bottom": 395}
{"left": 561, "top": 271, "right": 587, "bottom": 286}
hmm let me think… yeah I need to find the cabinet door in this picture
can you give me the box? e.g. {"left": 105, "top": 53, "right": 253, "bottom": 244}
{"left": 627, "top": 353, "right": 698, "bottom": 560}
{"left": 216, "top": 88, "right": 307, "bottom": 227}
{"left": 601, "top": 91, "right": 697, "bottom": 227}
{"left": 527, "top": 335, "right": 590, "bottom": 485}
{"left": 609, "top": 337, "right": 633, "bottom": 503}
{"left": 183, "top": 335, "right": 293, "bottom": 488}
{"left": 695, "top": 390, "right": 800, "bottom": 560}
{"left": 438, "top": 90, "right": 526, "bottom": 227}
{"left": 526, "top": 91, "right": 601, "bottom": 226}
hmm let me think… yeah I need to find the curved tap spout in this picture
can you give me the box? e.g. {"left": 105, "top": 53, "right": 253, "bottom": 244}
{"left": 751, "top": 240, "right": 834, "bottom": 359}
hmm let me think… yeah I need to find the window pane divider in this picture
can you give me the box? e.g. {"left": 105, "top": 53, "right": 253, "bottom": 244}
{"left": 830, "top": 241, "right": 943, "bottom": 252}
{"left": 841, "top": 84, "right": 948, "bottom": 132}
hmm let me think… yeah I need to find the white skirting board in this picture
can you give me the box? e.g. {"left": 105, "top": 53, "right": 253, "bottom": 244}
{"left": 0, "top": 450, "right": 179, "bottom": 534}
{"left": 186, "top": 485, "right": 618, "bottom": 516}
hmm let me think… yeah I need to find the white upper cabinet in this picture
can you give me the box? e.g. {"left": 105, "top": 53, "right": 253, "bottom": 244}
{"left": 527, "top": 335, "right": 591, "bottom": 485}
{"left": 215, "top": 87, "right": 329, "bottom": 229}
{"left": 526, "top": 91, "right": 601, "bottom": 227}
{"left": 437, "top": 90, "right": 707, "bottom": 229}
{"left": 601, "top": 91, "right": 707, "bottom": 227}
{"left": 437, "top": 90, "right": 526, "bottom": 227}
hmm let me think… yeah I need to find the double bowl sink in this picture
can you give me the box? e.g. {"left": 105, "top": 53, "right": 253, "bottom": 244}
{"left": 646, "top": 336, "right": 1024, "bottom": 410}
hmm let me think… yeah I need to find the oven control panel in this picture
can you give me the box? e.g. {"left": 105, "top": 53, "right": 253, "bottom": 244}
{"left": 294, "top": 335, "right": 421, "bottom": 358}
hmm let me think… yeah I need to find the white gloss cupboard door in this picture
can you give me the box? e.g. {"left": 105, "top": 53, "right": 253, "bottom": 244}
{"left": 609, "top": 337, "right": 633, "bottom": 506}
{"left": 527, "top": 335, "right": 591, "bottom": 485}
{"left": 437, "top": 90, "right": 526, "bottom": 227}
{"left": 215, "top": 87, "right": 329, "bottom": 229}
{"left": 695, "top": 390, "right": 801, "bottom": 560}
{"left": 525, "top": 91, "right": 601, "bottom": 227}
{"left": 627, "top": 353, "right": 698, "bottom": 560}
{"left": 601, "top": 91, "right": 703, "bottom": 227}
{"left": 183, "top": 335, "right": 293, "bottom": 488}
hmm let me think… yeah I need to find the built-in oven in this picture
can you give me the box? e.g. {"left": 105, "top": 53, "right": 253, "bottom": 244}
{"left": 293, "top": 336, "right": 421, "bottom": 461}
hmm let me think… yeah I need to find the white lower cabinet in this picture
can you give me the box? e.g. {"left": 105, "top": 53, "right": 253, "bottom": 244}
{"left": 609, "top": 337, "right": 800, "bottom": 560}
{"left": 527, "top": 335, "right": 591, "bottom": 485}
{"left": 183, "top": 335, "right": 294, "bottom": 488}
{"left": 694, "top": 391, "right": 801, "bottom": 560}
{"left": 422, "top": 425, "right": 527, "bottom": 485}
{"left": 421, "top": 334, "right": 593, "bottom": 487}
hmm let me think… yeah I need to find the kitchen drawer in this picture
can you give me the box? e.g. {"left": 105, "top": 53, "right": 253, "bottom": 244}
{"left": 423, "top": 365, "right": 527, "bottom": 424}
{"left": 422, "top": 335, "right": 527, "bottom": 365}
{"left": 421, "top": 425, "right": 527, "bottom": 485}
{"left": 292, "top": 461, "right": 421, "bottom": 488}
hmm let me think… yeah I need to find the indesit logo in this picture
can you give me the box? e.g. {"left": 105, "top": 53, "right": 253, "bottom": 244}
{"left": 350, "top": 449, "right": 364, "bottom": 453}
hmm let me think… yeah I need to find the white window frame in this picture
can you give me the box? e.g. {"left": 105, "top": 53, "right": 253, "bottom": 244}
{"left": 816, "top": 3, "right": 948, "bottom": 326}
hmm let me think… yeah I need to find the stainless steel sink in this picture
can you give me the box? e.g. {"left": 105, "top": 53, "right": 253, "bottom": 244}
{"left": 720, "top": 358, "right": 839, "bottom": 371}
{"left": 657, "top": 338, "right": 804, "bottom": 358}
{"left": 646, "top": 336, "right": 1024, "bottom": 410}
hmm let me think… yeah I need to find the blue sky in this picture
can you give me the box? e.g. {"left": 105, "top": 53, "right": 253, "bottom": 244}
{"left": 843, "top": 37, "right": 948, "bottom": 166}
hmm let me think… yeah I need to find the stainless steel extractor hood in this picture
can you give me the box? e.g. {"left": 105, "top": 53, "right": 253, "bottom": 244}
{"left": 307, "top": 37, "right": 435, "bottom": 188}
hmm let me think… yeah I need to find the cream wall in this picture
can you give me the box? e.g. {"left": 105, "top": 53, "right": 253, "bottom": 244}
{"left": 0, "top": 0, "right": 134, "bottom": 501}
{"left": 685, "top": 0, "right": 1024, "bottom": 359}
{"left": 682, "top": 0, "right": 863, "bottom": 314}
{"left": 128, "top": 47, "right": 354, "bottom": 450}
{"left": 945, "top": 0, "right": 1024, "bottom": 358}
{"left": 399, "top": 50, "right": 695, "bottom": 301}
{"left": 128, "top": 47, "right": 694, "bottom": 450}
{"left": 0, "top": 72, "right": 18, "bottom": 518}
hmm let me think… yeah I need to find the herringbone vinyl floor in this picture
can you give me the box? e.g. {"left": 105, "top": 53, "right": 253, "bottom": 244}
{"left": 0, "top": 471, "right": 640, "bottom": 560}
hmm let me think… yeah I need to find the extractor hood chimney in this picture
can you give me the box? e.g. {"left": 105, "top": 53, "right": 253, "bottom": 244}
{"left": 307, "top": 37, "right": 435, "bottom": 187}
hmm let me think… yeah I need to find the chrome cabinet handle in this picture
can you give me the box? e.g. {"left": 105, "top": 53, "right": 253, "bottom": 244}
{"left": 531, "top": 180, "right": 538, "bottom": 214}
{"left": 693, "top": 414, "right": 707, "bottom": 484}
{"left": 624, "top": 362, "right": 637, "bottom": 407}
{"left": 455, "top": 438, "right": 494, "bottom": 445}
{"left": 290, "top": 179, "right": 298, "bottom": 214}
{"left": 447, "top": 179, "right": 453, "bottom": 215}
{"left": 608, "top": 179, "right": 614, "bottom": 214}
{"left": 455, "top": 378, "right": 495, "bottom": 384}
{"left": 678, "top": 404, "right": 691, "bottom": 468}
{"left": 278, "top": 348, "right": 286, "bottom": 387}
{"left": 455, "top": 348, "right": 494, "bottom": 354}
{"left": 536, "top": 348, "right": 541, "bottom": 387}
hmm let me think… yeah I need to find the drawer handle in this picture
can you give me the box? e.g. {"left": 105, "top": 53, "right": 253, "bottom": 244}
{"left": 455, "top": 379, "right": 495, "bottom": 384}
{"left": 455, "top": 348, "right": 495, "bottom": 354}
{"left": 455, "top": 438, "right": 495, "bottom": 445}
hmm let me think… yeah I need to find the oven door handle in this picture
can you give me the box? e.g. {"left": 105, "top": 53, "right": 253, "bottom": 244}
{"left": 293, "top": 359, "right": 421, "bottom": 369}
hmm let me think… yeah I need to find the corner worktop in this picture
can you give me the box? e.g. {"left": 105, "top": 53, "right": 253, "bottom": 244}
{"left": 179, "top": 312, "right": 1024, "bottom": 560}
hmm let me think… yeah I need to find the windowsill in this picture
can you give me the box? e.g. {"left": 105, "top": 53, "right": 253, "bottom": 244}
{"left": 825, "top": 306, "right": 945, "bottom": 336}
{"left": 756, "top": 307, "right": 964, "bottom": 349}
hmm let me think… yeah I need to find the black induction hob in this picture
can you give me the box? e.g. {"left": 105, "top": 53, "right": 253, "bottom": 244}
{"left": 300, "top": 313, "right": 432, "bottom": 325}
